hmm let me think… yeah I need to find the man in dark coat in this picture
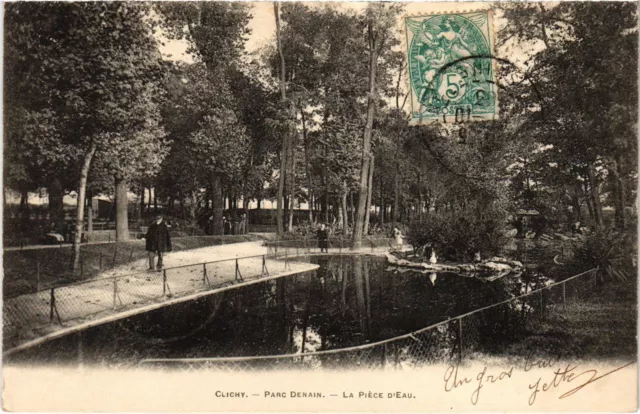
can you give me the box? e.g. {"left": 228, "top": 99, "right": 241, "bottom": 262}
{"left": 317, "top": 223, "right": 329, "bottom": 253}
{"left": 146, "top": 215, "right": 172, "bottom": 271}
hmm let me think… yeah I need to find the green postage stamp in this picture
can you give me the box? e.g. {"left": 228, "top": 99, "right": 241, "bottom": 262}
{"left": 404, "top": 10, "right": 497, "bottom": 124}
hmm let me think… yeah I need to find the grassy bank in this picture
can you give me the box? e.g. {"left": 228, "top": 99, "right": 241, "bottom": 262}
{"left": 486, "top": 278, "right": 637, "bottom": 362}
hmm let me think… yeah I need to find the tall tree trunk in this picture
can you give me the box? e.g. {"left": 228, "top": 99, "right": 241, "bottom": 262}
{"left": 48, "top": 178, "right": 65, "bottom": 230}
{"left": 87, "top": 192, "right": 94, "bottom": 243}
{"left": 243, "top": 156, "right": 252, "bottom": 235}
{"left": 392, "top": 143, "right": 401, "bottom": 224}
{"left": 353, "top": 22, "right": 378, "bottom": 249}
{"left": 364, "top": 155, "right": 375, "bottom": 236}
{"left": 349, "top": 192, "right": 355, "bottom": 229}
{"left": 274, "top": 1, "right": 287, "bottom": 236}
{"left": 73, "top": 142, "right": 97, "bottom": 270}
{"left": 211, "top": 173, "right": 224, "bottom": 235}
{"left": 153, "top": 187, "right": 158, "bottom": 213}
{"left": 139, "top": 186, "right": 145, "bottom": 221}
{"left": 189, "top": 190, "right": 198, "bottom": 225}
{"left": 338, "top": 197, "right": 344, "bottom": 230}
{"left": 570, "top": 193, "right": 582, "bottom": 223}
{"left": 586, "top": 162, "right": 603, "bottom": 227}
{"left": 341, "top": 181, "right": 349, "bottom": 232}
{"left": 323, "top": 131, "right": 329, "bottom": 224}
{"left": 379, "top": 177, "right": 384, "bottom": 225}
{"left": 288, "top": 123, "right": 297, "bottom": 232}
{"left": 115, "top": 176, "right": 129, "bottom": 242}
{"left": 301, "top": 107, "right": 313, "bottom": 223}
{"left": 582, "top": 179, "right": 595, "bottom": 223}
{"left": 392, "top": 59, "right": 404, "bottom": 225}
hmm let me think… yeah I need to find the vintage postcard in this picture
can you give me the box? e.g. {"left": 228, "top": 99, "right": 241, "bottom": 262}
{"left": 2, "top": 1, "right": 638, "bottom": 412}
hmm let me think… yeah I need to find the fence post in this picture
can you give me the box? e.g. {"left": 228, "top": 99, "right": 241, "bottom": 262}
{"left": 262, "top": 255, "right": 269, "bottom": 277}
{"left": 203, "top": 263, "right": 208, "bottom": 286}
{"left": 113, "top": 245, "right": 118, "bottom": 267}
{"left": 36, "top": 260, "right": 41, "bottom": 291}
{"left": 49, "top": 288, "right": 55, "bottom": 323}
{"left": 80, "top": 255, "right": 84, "bottom": 278}
{"left": 458, "top": 318, "right": 463, "bottom": 362}
{"left": 163, "top": 270, "right": 167, "bottom": 295}
{"left": 113, "top": 279, "right": 118, "bottom": 310}
{"left": 49, "top": 288, "right": 62, "bottom": 325}
{"left": 235, "top": 259, "right": 243, "bottom": 281}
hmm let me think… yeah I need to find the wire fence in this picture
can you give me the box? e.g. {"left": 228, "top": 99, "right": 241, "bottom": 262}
{"left": 138, "top": 268, "right": 598, "bottom": 372}
{"left": 3, "top": 250, "right": 310, "bottom": 349}
{"left": 3, "top": 244, "right": 154, "bottom": 298}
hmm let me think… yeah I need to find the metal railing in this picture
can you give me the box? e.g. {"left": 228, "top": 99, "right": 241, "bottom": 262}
{"left": 139, "top": 268, "right": 598, "bottom": 371}
{"left": 3, "top": 250, "right": 307, "bottom": 348}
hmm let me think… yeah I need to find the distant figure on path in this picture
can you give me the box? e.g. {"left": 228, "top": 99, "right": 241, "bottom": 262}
{"left": 239, "top": 213, "right": 247, "bottom": 234}
{"left": 317, "top": 223, "right": 329, "bottom": 253}
{"left": 393, "top": 227, "right": 404, "bottom": 246}
{"left": 223, "top": 216, "right": 231, "bottom": 235}
{"left": 146, "top": 215, "right": 172, "bottom": 271}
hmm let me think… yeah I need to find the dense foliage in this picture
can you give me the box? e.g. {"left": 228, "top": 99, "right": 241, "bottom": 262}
{"left": 4, "top": 3, "right": 637, "bottom": 267}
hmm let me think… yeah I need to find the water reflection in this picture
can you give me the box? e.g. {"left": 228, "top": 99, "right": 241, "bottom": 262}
{"left": 7, "top": 255, "right": 550, "bottom": 367}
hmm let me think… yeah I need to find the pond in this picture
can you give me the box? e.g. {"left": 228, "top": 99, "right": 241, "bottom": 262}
{"left": 7, "top": 255, "right": 549, "bottom": 368}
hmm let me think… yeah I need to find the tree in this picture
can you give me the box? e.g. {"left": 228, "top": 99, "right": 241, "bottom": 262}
{"left": 500, "top": 2, "right": 637, "bottom": 229}
{"left": 5, "top": 2, "right": 168, "bottom": 267}
{"left": 352, "top": 3, "right": 403, "bottom": 249}
{"left": 157, "top": 2, "right": 253, "bottom": 234}
{"left": 92, "top": 100, "right": 168, "bottom": 240}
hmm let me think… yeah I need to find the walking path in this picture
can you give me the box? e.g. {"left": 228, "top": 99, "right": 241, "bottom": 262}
{"left": 3, "top": 242, "right": 315, "bottom": 355}
{"left": 3, "top": 240, "right": 410, "bottom": 356}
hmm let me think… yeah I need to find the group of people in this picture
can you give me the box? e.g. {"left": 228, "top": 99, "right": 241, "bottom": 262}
{"left": 206, "top": 214, "right": 246, "bottom": 235}
{"left": 222, "top": 214, "right": 247, "bottom": 235}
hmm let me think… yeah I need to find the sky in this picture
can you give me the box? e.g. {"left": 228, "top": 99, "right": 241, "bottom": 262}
{"left": 158, "top": 2, "right": 522, "bottom": 63}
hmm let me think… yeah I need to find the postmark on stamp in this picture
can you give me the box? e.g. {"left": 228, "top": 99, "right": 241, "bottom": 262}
{"left": 404, "top": 10, "right": 497, "bottom": 124}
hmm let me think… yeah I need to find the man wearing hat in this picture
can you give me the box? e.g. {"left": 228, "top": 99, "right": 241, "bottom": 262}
{"left": 146, "top": 214, "right": 172, "bottom": 271}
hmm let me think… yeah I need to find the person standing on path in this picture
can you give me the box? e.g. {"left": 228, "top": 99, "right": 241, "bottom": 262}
{"left": 393, "top": 226, "right": 404, "bottom": 247}
{"left": 146, "top": 215, "right": 172, "bottom": 271}
{"left": 317, "top": 223, "right": 329, "bottom": 253}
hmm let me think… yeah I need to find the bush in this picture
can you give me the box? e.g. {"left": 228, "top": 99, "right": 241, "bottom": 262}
{"left": 569, "top": 228, "right": 636, "bottom": 282}
{"left": 407, "top": 212, "right": 507, "bottom": 262}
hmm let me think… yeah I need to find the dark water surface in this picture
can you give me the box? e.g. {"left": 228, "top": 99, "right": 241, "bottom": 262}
{"left": 8, "top": 255, "right": 538, "bottom": 367}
